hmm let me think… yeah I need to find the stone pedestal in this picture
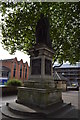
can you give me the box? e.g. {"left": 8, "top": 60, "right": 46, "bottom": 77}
{"left": 17, "top": 87, "right": 62, "bottom": 108}
{"left": 29, "top": 44, "right": 54, "bottom": 81}
{"left": 17, "top": 44, "right": 62, "bottom": 107}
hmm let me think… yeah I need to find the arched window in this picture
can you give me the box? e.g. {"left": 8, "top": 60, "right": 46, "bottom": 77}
{"left": 13, "top": 63, "right": 16, "bottom": 77}
{"left": 20, "top": 64, "right": 22, "bottom": 78}
{"left": 25, "top": 67, "right": 27, "bottom": 79}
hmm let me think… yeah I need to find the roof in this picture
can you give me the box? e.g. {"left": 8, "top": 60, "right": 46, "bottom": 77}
{"left": 53, "top": 71, "right": 68, "bottom": 81}
{"left": 0, "top": 58, "right": 27, "bottom": 64}
{"left": 0, "top": 58, "right": 14, "bottom": 61}
{"left": 53, "top": 62, "right": 80, "bottom": 69}
{"left": 60, "top": 63, "right": 80, "bottom": 68}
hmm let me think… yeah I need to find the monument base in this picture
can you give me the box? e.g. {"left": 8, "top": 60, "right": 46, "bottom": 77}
{"left": 17, "top": 44, "right": 62, "bottom": 108}
{"left": 17, "top": 86, "right": 62, "bottom": 108}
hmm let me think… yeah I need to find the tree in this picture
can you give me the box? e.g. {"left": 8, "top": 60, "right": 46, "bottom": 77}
{"left": 1, "top": 2, "right": 80, "bottom": 64}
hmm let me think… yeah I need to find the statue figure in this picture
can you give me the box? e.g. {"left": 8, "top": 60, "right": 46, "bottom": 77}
{"left": 36, "top": 14, "right": 52, "bottom": 48}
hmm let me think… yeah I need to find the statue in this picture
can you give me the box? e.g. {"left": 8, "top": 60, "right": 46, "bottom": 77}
{"left": 36, "top": 14, "right": 52, "bottom": 48}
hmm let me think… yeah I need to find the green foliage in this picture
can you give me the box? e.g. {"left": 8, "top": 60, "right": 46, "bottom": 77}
{"left": 7, "top": 79, "right": 22, "bottom": 86}
{"left": 0, "top": 2, "right": 80, "bottom": 64}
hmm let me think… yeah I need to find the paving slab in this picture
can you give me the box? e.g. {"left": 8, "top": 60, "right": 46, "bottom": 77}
{"left": 62, "top": 91, "right": 80, "bottom": 110}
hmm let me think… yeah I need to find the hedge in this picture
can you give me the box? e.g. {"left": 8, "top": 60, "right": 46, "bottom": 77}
{"left": 6, "top": 79, "right": 22, "bottom": 87}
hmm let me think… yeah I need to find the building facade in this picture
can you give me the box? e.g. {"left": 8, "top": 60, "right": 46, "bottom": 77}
{"left": 0, "top": 57, "right": 29, "bottom": 82}
{"left": 53, "top": 65, "right": 80, "bottom": 85}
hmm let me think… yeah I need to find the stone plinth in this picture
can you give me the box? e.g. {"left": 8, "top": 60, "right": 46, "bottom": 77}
{"left": 24, "top": 80, "right": 54, "bottom": 89}
{"left": 17, "top": 87, "right": 62, "bottom": 108}
{"left": 17, "top": 44, "right": 62, "bottom": 108}
{"left": 28, "top": 44, "right": 54, "bottom": 81}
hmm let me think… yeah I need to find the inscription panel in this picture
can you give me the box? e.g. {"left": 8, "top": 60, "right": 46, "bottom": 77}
{"left": 31, "top": 59, "right": 41, "bottom": 75}
{"left": 45, "top": 59, "right": 51, "bottom": 75}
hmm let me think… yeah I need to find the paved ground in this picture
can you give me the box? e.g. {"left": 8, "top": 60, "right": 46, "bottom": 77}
{"left": 0, "top": 95, "right": 17, "bottom": 120}
{"left": 0, "top": 95, "right": 17, "bottom": 108}
{"left": 62, "top": 88, "right": 80, "bottom": 110}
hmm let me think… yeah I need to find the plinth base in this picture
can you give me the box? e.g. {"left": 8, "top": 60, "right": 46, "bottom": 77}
{"left": 17, "top": 87, "right": 62, "bottom": 108}
{"left": 2, "top": 101, "right": 76, "bottom": 119}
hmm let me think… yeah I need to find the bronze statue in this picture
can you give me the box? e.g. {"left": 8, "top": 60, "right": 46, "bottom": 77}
{"left": 36, "top": 14, "right": 52, "bottom": 48}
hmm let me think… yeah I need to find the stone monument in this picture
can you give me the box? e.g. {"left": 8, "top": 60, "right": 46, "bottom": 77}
{"left": 1, "top": 14, "right": 76, "bottom": 119}
{"left": 17, "top": 14, "right": 62, "bottom": 108}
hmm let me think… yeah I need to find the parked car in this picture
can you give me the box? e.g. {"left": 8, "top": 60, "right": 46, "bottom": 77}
{"left": 67, "top": 80, "right": 79, "bottom": 91}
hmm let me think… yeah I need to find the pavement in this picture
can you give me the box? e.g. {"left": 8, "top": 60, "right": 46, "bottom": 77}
{"left": 0, "top": 95, "right": 17, "bottom": 108}
{"left": 62, "top": 88, "right": 80, "bottom": 110}
{"left": 0, "top": 95, "right": 17, "bottom": 120}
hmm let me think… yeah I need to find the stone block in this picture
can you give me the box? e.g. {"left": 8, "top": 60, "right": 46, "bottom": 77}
{"left": 17, "top": 87, "right": 62, "bottom": 108}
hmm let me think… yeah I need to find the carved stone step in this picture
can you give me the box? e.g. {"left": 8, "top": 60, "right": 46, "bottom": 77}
{"left": 1, "top": 105, "right": 27, "bottom": 119}
{"left": 1, "top": 105, "right": 45, "bottom": 120}
{"left": 1, "top": 101, "right": 79, "bottom": 119}
{"left": 7, "top": 101, "right": 64, "bottom": 115}
{"left": 7, "top": 102, "right": 45, "bottom": 117}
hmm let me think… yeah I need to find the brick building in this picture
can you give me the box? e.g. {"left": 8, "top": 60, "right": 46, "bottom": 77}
{"left": 0, "top": 57, "right": 29, "bottom": 82}
{"left": 53, "top": 63, "right": 80, "bottom": 85}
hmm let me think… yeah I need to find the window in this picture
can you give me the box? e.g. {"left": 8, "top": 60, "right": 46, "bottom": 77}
{"left": 7, "top": 72, "right": 9, "bottom": 77}
{"left": 25, "top": 67, "right": 27, "bottom": 78}
{"left": 20, "top": 64, "right": 22, "bottom": 78}
{"left": 2, "top": 72, "right": 7, "bottom": 77}
{"left": 13, "top": 63, "right": 16, "bottom": 77}
{"left": 8, "top": 72, "right": 11, "bottom": 78}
